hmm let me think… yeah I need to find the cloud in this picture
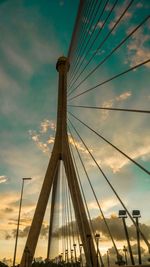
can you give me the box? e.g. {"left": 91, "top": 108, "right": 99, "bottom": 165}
{"left": 108, "top": 1, "right": 132, "bottom": 32}
{"left": 14, "top": 214, "right": 149, "bottom": 242}
{"left": 88, "top": 198, "right": 118, "bottom": 213}
{"left": 0, "top": 2, "right": 62, "bottom": 76}
{"left": 40, "top": 119, "right": 56, "bottom": 133}
{"left": 68, "top": 134, "right": 90, "bottom": 154}
{"left": 28, "top": 119, "right": 56, "bottom": 154}
{"left": 101, "top": 91, "right": 132, "bottom": 121}
{"left": 8, "top": 223, "right": 49, "bottom": 239}
{"left": 115, "top": 91, "right": 131, "bottom": 101}
{"left": 29, "top": 118, "right": 90, "bottom": 155}
{"left": 0, "top": 175, "right": 8, "bottom": 184}
{"left": 126, "top": 28, "right": 150, "bottom": 68}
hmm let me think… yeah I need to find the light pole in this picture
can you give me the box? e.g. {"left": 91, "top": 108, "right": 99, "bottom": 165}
{"left": 13, "top": 177, "right": 32, "bottom": 267}
{"left": 132, "top": 210, "right": 142, "bottom": 265}
{"left": 73, "top": 243, "right": 77, "bottom": 262}
{"left": 107, "top": 250, "right": 110, "bottom": 267}
{"left": 65, "top": 249, "right": 68, "bottom": 263}
{"left": 118, "top": 210, "right": 134, "bottom": 265}
{"left": 95, "top": 233, "right": 100, "bottom": 267}
{"left": 123, "top": 246, "right": 128, "bottom": 265}
{"left": 79, "top": 244, "right": 83, "bottom": 267}
{"left": 71, "top": 249, "right": 74, "bottom": 263}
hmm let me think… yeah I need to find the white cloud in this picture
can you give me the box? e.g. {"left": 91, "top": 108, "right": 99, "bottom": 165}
{"left": 28, "top": 119, "right": 57, "bottom": 154}
{"left": 68, "top": 134, "right": 90, "bottom": 154}
{"left": 40, "top": 119, "right": 56, "bottom": 133}
{"left": 88, "top": 197, "right": 119, "bottom": 215}
{"left": 0, "top": 175, "right": 8, "bottom": 184}
{"left": 115, "top": 91, "right": 131, "bottom": 101}
{"left": 108, "top": 1, "right": 132, "bottom": 32}
{"left": 101, "top": 91, "right": 132, "bottom": 120}
{"left": 126, "top": 28, "right": 150, "bottom": 68}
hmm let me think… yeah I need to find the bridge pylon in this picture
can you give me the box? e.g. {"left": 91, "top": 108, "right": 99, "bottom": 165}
{"left": 20, "top": 57, "right": 97, "bottom": 267}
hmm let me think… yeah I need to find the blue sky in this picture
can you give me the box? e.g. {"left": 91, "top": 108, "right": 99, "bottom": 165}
{"left": 0, "top": 0, "right": 150, "bottom": 263}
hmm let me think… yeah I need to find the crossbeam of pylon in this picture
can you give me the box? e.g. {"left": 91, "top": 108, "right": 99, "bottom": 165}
{"left": 20, "top": 57, "right": 97, "bottom": 267}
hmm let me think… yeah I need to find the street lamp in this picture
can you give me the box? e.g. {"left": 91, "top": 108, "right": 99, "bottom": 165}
{"left": 65, "top": 249, "right": 68, "bottom": 263}
{"left": 118, "top": 210, "right": 134, "bottom": 265}
{"left": 107, "top": 250, "right": 110, "bottom": 267}
{"left": 79, "top": 244, "right": 83, "bottom": 267}
{"left": 13, "top": 177, "right": 32, "bottom": 267}
{"left": 123, "top": 246, "right": 128, "bottom": 265}
{"left": 73, "top": 243, "right": 77, "bottom": 262}
{"left": 95, "top": 233, "right": 100, "bottom": 267}
{"left": 71, "top": 249, "right": 74, "bottom": 262}
{"left": 132, "top": 210, "right": 142, "bottom": 265}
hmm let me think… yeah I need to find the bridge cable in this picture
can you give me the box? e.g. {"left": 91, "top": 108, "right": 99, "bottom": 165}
{"left": 69, "top": 126, "right": 115, "bottom": 265}
{"left": 68, "top": 190, "right": 75, "bottom": 246}
{"left": 68, "top": 117, "right": 150, "bottom": 252}
{"left": 64, "top": 172, "right": 69, "bottom": 261}
{"left": 69, "top": 0, "right": 102, "bottom": 83}
{"left": 68, "top": 58, "right": 150, "bottom": 101}
{"left": 69, "top": 0, "right": 118, "bottom": 88}
{"left": 68, "top": 134, "right": 97, "bottom": 251}
{"left": 69, "top": 111, "right": 150, "bottom": 175}
{"left": 68, "top": 104, "right": 150, "bottom": 114}
{"left": 69, "top": 135, "right": 104, "bottom": 264}
{"left": 66, "top": 148, "right": 84, "bottom": 258}
{"left": 69, "top": 0, "right": 113, "bottom": 88}
{"left": 68, "top": 0, "right": 134, "bottom": 92}
{"left": 62, "top": 168, "right": 67, "bottom": 258}
{"left": 68, "top": 132, "right": 96, "bottom": 235}
{"left": 68, "top": 0, "right": 97, "bottom": 80}
{"left": 68, "top": 14, "right": 149, "bottom": 97}
{"left": 68, "top": 0, "right": 89, "bottom": 74}
{"left": 68, "top": 0, "right": 85, "bottom": 61}
{"left": 68, "top": 123, "right": 121, "bottom": 260}
{"left": 61, "top": 165, "right": 67, "bottom": 258}
{"left": 65, "top": 166, "right": 73, "bottom": 261}
{"left": 69, "top": 0, "right": 95, "bottom": 59}
{"left": 69, "top": 0, "right": 106, "bottom": 84}
{"left": 66, "top": 178, "right": 74, "bottom": 260}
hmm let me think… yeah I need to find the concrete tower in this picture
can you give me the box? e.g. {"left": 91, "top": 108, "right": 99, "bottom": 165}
{"left": 20, "top": 57, "right": 97, "bottom": 267}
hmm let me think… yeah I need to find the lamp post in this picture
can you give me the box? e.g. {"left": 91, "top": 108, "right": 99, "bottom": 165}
{"left": 132, "top": 210, "right": 142, "bottom": 265}
{"left": 71, "top": 249, "right": 74, "bottom": 263}
{"left": 107, "top": 250, "right": 110, "bottom": 267}
{"left": 65, "top": 249, "right": 68, "bottom": 263}
{"left": 13, "top": 177, "right": 32, "bottom": 267}
{"left": 123, "top": 246, "right": 128, "bottom": 265}
{"left": 79, "top": 244, "right": 83, "bottom": 267}
{"left": 118, "top": 210, "right": 134, "bottom": 265}
{"left": 73, "top": 243, "right": 77, "bottom": 262}
{"left": 95, "top": 233, "right": 100, "bottom": 267}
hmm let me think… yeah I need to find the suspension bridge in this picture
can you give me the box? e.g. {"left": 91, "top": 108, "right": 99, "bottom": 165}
{"left": 12, "top": 0, "right": 150, "bottom": 266}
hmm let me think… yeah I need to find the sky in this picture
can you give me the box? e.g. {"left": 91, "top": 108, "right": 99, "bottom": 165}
{"left": 0, "top": 0, "right": 150, "bottom": 264}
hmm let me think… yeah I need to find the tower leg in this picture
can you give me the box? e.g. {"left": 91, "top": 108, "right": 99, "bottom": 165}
{"left": 20, "top": 152, "right": 60, "bottom": 267}
{"left": 63, "top": 140, "right": 97, "bottom": 267}
{"left": 47, "top": 161, "right": 60, "bottom": 259}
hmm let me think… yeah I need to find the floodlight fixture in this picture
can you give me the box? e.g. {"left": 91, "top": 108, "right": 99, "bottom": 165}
{"left": 118, "top": 210, "right": 127, "bottom": 218}
{"left": 132, "top": 210, "right": 141, "bottom": 218}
